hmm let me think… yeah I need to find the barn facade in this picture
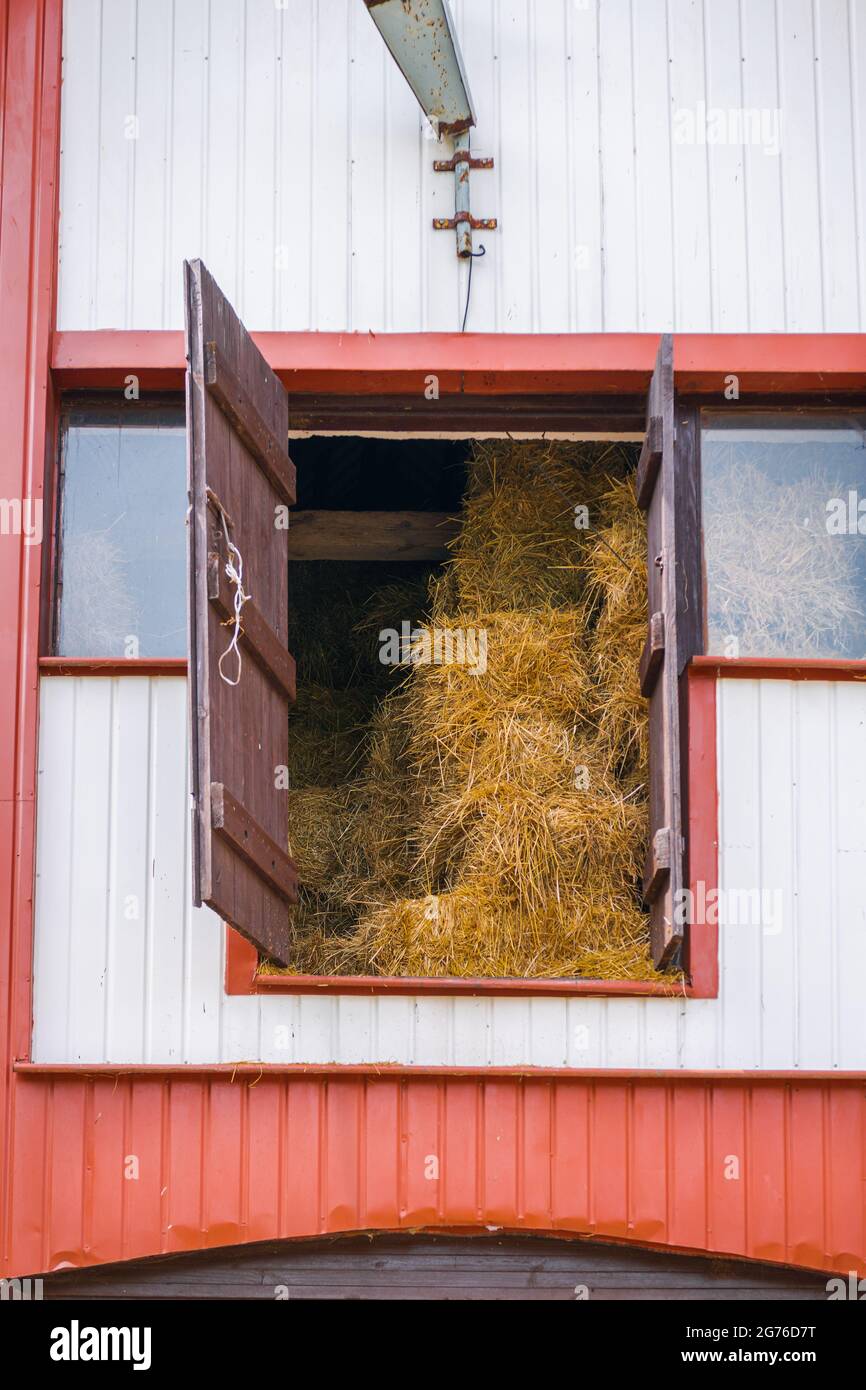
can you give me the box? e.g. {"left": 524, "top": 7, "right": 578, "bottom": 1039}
{"left": 1, "top": 0, "right": 865, "bottom": 1294}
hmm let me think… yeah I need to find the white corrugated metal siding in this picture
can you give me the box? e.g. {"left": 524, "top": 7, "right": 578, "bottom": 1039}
{"left": 32, "top": 678, "right": 224, "bottom": 1063}
{"left": 31, "top": 675, "right": 866, "bottom": 1067}
{"left": 57, "top": 0, "right": 866, "bottom": 334}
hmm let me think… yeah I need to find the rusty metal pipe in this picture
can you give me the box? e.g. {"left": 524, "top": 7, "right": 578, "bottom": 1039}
{"left": 454, "top": 132, "right": 472, "bottom": 258}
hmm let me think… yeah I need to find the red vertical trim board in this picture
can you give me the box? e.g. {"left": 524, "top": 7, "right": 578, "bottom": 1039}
{"left": 0, "top": 0, "right": 62, "bottom": 1278}
{"left": 684, "top": 668, "right": 719, "bottom": 995}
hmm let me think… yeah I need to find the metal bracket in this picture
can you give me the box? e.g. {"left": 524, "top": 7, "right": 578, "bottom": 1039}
{"left": 432, "top": 132, "right": 497, "bottom": 257}
{"left": 433, "top": 213, "right": 498, "bottom": 231}
{"left": 433, "top": 153, "right": 494, "bottom": 172}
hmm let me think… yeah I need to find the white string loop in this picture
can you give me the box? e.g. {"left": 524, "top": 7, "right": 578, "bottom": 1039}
{"left": 216, "top": 507, "right": 251, "bottom": 687}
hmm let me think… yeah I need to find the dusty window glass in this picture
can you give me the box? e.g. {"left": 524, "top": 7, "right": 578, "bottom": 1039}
{"left": 56, "top": 405, "right": 187, "bottom": 658}
{"left": 701, "top": 413, "right": 866, "bottom": 660}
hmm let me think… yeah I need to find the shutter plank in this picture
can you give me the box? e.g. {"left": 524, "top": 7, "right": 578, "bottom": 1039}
{"left": 204, "top": 341, "right": 297, "bottom": 507}
{"left": 672, "top": 406, "right": 703, "bottom": 673}
{"left": 635, "top": 414, "right": 663, "bottom": 509}
{"left": 208, "top": 531, "right": 297, "bottom": 702}
{"left": 211, "top": 783, "right": 298, "bottom": 906}
{"left": 185, "top": 259, "right": 297, "bottom": 966}
{"left": 638, "top": 335, "right": 685, "bottom": 968}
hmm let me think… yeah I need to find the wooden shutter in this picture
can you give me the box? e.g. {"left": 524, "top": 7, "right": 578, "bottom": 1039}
{"left": 184, "top": 259, "right": 298, "bottom": 966}
{"left": 636, "top": 335, "right": 700, "bottom": 969}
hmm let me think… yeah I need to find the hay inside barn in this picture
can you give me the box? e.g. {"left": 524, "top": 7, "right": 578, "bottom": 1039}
{"left": 272, "top": 438, "right": 661, "bottom": 981}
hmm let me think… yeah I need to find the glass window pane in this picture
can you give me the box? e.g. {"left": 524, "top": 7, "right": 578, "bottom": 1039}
{"left": 701, "top": 413, "right": 866, "bottom": 659}
{"left": 57, "top": 405, "right": 187, "bottom": 658}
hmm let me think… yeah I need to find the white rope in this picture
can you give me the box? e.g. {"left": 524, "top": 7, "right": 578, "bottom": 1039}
{"left": 216, "top": 506, "right": 251, "bottom": 687}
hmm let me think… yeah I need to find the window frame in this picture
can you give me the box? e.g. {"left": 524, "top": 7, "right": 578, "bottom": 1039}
{"left": 44, "top": 392, "right": 190, "bottom": 671}
{"left": 692, "top": 399, "right": 866, "bottom": 665}
{"left": 38, "top": 332, "right": 866, "bottom": 1004}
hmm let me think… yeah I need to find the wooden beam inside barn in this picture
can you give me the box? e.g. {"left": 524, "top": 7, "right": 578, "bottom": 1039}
{"left": 288, "top": 510, "right": 458, "bottom": 561}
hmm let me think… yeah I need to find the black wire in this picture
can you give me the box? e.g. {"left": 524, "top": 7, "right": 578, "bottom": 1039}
{"left": 461, "top": 243, "right": 485, "bottom": 332}
{"left": 459, "top": 125, "right": 487, "bottom": 332}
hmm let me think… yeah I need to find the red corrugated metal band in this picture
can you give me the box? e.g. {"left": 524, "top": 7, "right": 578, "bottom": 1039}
{"left": 3, "top": 1074, "right": 864, "bottom": 1279}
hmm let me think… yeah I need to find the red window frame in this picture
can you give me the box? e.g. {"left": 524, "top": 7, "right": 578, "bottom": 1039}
{"left": 36, "top": 331, "right": 866, "bottom": 1004}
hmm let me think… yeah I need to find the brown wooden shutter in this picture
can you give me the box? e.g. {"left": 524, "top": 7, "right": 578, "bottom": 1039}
{"left": 184, "top": 259, "right": 298, "bottom": 966}
{"left": 636, "top": 334, "right": 700, "bottom": 969}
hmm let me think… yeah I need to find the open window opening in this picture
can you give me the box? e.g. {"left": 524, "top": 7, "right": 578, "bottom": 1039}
{"left": 47, "top": 388, "right": 663, "bottom": 984}
{"left": 278, "top": 432, "right": 659, "bottom": 982}
{"left": 184, "top": 262, "right": 687, "bottom": 984}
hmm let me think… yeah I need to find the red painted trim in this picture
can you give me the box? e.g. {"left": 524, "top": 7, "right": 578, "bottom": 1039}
{"left": 0, "top": 0, "right": 63, "bottom": 1279}
{"left": 685, "top": 668, "right": 719, "bottom": 996}
{"left": 234, "top": 956, "right": 692, "bottom": 997}
{"left": 52, "top": 330, "right": 660, "bottom": 395}
{"left": 38, "top": 380, "right": 61, "bottom": 656}
{"left": 51, "top": 329, "right": 866, "bottom": 396}
{"left": 692, "top": 655, "right": 866, "bottom": 682}
{"left": 52, "top": 330, "right": 187, "bottom": 391}
{"left": 675, "top": 332, "right": 866, "bottom": 393}
{"left": 14, "top": 1062, "right": 866, "bottom": 1080}
{"left": 224, "top": 927, "right": 259, "bottom": 993}
{"left": 38, "top": 656, "right": 187, "bottom": 676}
